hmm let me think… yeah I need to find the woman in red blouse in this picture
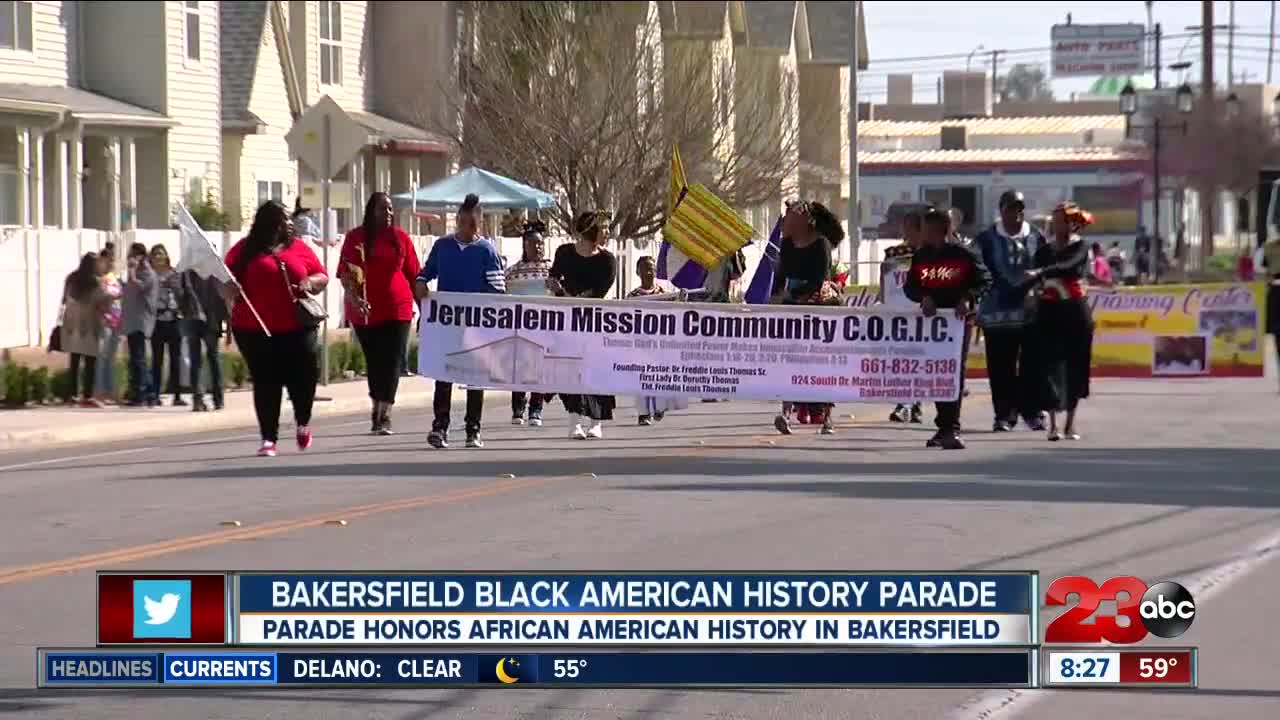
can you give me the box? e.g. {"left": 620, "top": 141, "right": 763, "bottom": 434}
{"left": 223, "top": 201, "right": 329, "bottom": 457}
{"left": 338, "top": 192, "right": 422, "bottom": 434}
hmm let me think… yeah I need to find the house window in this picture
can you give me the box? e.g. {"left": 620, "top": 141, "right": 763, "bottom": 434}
{"left": 0, "top": 165, "right": 17, "bottom": 225}
{"left": 319, "top": 0, "right": 342, "bottom": 85}
{"left": 257, "top": 180, "right": 284, "bottom": 206}
{"left": 0, "top": 1, "right": 34, "bottom": 52}
{"left": 184, "top": 1, "right": 200, "bottom": 62}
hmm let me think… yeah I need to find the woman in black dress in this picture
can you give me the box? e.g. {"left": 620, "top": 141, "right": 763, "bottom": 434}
{"left": 769, "top": 200, "right": 846, "bottom": 435}
{"left": 1030, "top": 201, "right": 1095, "bottom": 441}
{"left": 547, "top": 210, "right": 618, "bottom": 439}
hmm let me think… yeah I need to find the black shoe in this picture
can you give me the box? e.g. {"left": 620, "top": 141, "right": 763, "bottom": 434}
{"left": 937, "top": 432, "right": 966, "bottom": 450}
{"left": 1024, "top": 415, "right": 1047, "bottom": 432}
{"left": 465, "top": 432, "right": 484, "bottom": 449}
{"left": 889, "top": 405, "right": 910, "bottom": 423}
{"left": 172, "top": 397, "right": 188, "bottom": 407}
{"left": 926, "top": 431, "right": 944, "bottom": 448}
{"left": 192, "top": 397, "right": 208, "bottom": 413}
{"left": 654, "top": 412, "right": 665, "bottom": 422}
{"left": 427, "top": 430, "right": 448, "bottom": 449}
{"left": 378, "top": 412, "right": 394, "bottom": 436}
{"left": 993, "top": 421, "right": 1012, "bottom": 432}
{"left": 638, "top": 415, "right": 653, "bottom": 426}
{"left": 213, "top": 399, "right": 225, "bottom": 411}
{"left": 774, "top": 414, "right": 792, "bottom": 435}
{"left": 909, "top": 404, "right": 924, "bottom": 424}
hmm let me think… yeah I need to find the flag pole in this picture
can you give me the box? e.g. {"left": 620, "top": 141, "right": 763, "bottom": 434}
{"left": 233, "top": 282, "right": 272, "bottom": 338}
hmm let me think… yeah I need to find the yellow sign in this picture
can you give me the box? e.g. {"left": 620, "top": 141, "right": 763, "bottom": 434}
{"left": 845, "top": 282, "right": 1268, "bottom": 378}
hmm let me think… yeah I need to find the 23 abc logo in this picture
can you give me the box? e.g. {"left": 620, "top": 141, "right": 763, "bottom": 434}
{"left": 1044, "top": 576, "right": 1196, "bottom": 644}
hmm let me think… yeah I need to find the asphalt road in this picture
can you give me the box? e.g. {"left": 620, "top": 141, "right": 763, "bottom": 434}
{"left": 1, "top": 377, "right": 1278, "bottom": 719}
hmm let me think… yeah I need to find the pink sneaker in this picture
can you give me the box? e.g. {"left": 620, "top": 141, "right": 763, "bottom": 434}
{"left": 296, "top": 426, "right": 313, "bottom": 451}
{"left": 257, "top": 441, "right": 277, "bottom": 457}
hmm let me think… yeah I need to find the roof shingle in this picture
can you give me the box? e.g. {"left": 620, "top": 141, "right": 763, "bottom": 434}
{"left": 0, "top": 83, "right": 168, "bottom": 122}
{"left": 861, "top": 146, "right": 1145, "bottom": 167}
{"left": 742, "top": 1, "right": 796, "bottom": 51}
{"left": 220, "top": 1, "right": 268, "bottom": 128}
{"left": 859, "top": 115, "right": 1127, "bottom": 138}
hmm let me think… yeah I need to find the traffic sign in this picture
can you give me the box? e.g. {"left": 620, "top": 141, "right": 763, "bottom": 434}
{"left": 285, "top": 95, "right": 369, "bottom": 179}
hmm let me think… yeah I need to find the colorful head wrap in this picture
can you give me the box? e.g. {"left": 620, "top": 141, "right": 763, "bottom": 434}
{"left": 1054, "top": 201, "right": 1095, "bottom": 230}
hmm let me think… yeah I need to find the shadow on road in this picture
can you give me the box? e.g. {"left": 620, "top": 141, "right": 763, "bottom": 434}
{"left": 159, "top": 447, "right": 1280, "bottom": 509}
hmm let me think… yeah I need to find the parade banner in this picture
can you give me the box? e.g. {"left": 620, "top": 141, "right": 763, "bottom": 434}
{"left": 843, "top": 281, "right": 1268, "bottom": 379}
{"left": 419, "top": 293, "right": 966, "bottom": 402}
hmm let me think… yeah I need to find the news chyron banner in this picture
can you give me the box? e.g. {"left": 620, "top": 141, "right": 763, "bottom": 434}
{"left": 847, "top": 281, "right": 1268, "bottom": 379}
{"left": 418, "top": 293, "right": 966, "bottom": 404}
{"left": 38, "top": 572, "right": 1038, "bottom": 689}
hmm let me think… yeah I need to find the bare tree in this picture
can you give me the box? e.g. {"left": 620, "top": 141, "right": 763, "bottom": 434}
{"left": 1154, "top": 96, "right": 1280, "bottom": 260}
{"left": 422, "top": 1, "right": 808, "bottom": 243}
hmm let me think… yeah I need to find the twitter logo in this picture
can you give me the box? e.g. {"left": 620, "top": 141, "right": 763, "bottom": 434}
{"left": 132, "top": 579, "right": 192, "bottom": 639}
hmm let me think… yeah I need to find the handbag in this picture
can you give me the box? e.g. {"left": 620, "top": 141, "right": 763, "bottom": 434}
{"left": 279, "top": 259, "right": 327, "bottom": 328}
{"left": 47, "top": 303, "right": 65, "bottom": 353}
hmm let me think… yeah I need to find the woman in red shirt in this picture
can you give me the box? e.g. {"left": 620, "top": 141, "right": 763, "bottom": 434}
{"left": 223, "top": 201, "right": 329, "bottom": 457}
{"left": 338, "top": 192, "right": 422, "bottom": 434}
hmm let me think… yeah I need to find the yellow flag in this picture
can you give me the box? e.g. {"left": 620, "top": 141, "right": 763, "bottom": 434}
{"left": 669, "top": 144, "right": 687, "bottom": 213}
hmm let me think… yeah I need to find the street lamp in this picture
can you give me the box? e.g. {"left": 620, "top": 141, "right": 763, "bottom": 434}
{"left": 1121, "top": 82, "right": 1194, "bottom": 284}
{"left": 1225, "top": 91, "right": 1240, "bottom": 119}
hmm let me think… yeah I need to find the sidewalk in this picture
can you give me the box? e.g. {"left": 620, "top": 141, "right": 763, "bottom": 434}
{"left": 0, "top": 375, "right": 482, "bottom": 452}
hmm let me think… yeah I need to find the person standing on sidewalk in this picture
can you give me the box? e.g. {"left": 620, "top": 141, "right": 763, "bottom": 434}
{"left": 340, "top": 192, "right": 421, "bottom": 436}
{"left": 94, "top": 245, "right": 123, "bottom": 405}
{"left": 415, "top": 193, "right": 506, "bottom": 449}
{"left": 148, "top": 244, "right": 188, "bottom": 406}
{"left": 121, "top": 243, "right": 158, "bottom": 407}
{"left": 905, "top": 208, "right": 991, "bottom": 450}
{"left": 181, "top": 268, "right": 227, "bottom": 412}
{"left": 974, "top": 190, "right": 1048, "bottom": 433}
{"left": 224, "top": 201, "right": 329, "bottom": 458}
{"left": 61, "top": 252, "right": 109, "bottom": 406}
{"left": 548, "top": 210, "right": 618, "bottom": 440}
{"left": 505, "top": 220, "right": 554, "bottom": 426}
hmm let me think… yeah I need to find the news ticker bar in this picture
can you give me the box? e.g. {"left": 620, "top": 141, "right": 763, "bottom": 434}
{"left": 39, "top": 649, "right": 1037, "bottom": 689}
{"left": 97, "top": 571, "right": 1039, "bottom": 647}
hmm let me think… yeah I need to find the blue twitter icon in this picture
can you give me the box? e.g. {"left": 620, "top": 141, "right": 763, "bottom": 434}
{"left": 132, "top": 579, "right": 192, "bottom": 639}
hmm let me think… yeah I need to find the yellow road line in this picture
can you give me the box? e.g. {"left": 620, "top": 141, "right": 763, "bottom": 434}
{"left": 0, "top": 476, "right": 563, "bottom": 586}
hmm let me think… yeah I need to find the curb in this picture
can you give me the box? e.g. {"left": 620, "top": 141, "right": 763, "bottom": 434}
{"left": 0, "top": 380, "right": 494, "bottom": 452}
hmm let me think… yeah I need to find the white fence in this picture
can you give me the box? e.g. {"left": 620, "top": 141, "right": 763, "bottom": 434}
{"left": 0, "top": 227, "right": 892, "bottom": 350}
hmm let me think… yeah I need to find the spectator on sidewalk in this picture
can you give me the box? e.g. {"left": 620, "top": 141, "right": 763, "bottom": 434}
{"left": 61, "top": 252, "right": 111, "bottom": 406}
{"left": 340, "top": 192, "right": 421, "bottom": 436}
{"left": 181, "top": 268, "right": 227, "bottom": 412}
{"left": 94, "top": 245, "right": 123, "bottom": 404}
{"left": 121, "top": 243, "right": 158, "bottom": 407}
{"left": 148, "top": 244, "right": 189, "bottom": 407}
{"left": 415, "top": 193, "right": 505, "bottom": 449}
{"left": 224, "top": 201, "right": 329, "bottom": 458}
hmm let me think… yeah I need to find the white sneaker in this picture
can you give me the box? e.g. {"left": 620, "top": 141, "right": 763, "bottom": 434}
{"left": 586, "top": 423, "right": 604, "bottom": 439}
{"left": 512, "top": 416, "right": 525, "bottom": 425}
{"left": 570, "top": 424, "right": 587, "bottom": 440}
{"left": 529, "top": 416, "right": 543, "bottom": 427}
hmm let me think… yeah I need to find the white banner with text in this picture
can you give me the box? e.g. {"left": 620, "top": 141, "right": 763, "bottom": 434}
{"left": 418, "top": 293, "right": 965, "bottom": 402}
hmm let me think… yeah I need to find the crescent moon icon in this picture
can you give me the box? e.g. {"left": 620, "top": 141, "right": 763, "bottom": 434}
{"left": 495, "top": 658, "right": 519, "bottom": 684}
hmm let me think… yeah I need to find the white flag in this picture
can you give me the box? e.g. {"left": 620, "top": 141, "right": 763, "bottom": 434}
{"left": 175, "top": 204, "right": 233, "bottom": 283}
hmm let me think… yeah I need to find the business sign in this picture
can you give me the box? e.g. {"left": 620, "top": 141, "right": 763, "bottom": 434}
{"left": 1051, "top": 24, "right": 1145, "bottom": 78}
{"left": 418, "top": 293, "right": 967, "bottom": 403}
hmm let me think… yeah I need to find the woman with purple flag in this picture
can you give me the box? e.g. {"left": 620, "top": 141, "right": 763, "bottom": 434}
{"left": 770, "top": 201, "right": 845, "bottom": 435}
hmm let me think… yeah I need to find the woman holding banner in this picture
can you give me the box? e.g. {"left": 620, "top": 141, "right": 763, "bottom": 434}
{"left": 224, "top": 201, "right": 329, "bottom": 457}
{"left": 1030, "top": 201, "right": 1095, "bottom": 442}
{"left": 548, "top": 210, "right": 617, "bottom": 440}
{"left": 340, "top": 192, "right": 421, "bottom": 435}
{"left": 770, "top": 200, "right": 845, "bottom": 436}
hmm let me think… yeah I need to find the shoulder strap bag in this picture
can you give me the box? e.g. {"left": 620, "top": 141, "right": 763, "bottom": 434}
{"left": 279, "top": 258, "right": 327, "bottom": 329}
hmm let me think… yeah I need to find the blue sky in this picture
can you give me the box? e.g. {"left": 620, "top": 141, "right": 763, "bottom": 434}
{"left": 861, "top": 0, "right": 1278, "bottom": 102}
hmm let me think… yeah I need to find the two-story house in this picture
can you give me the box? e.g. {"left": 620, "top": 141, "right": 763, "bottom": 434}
{"left": 220, "top": 1, "right": 454, "bottom": 233}
{"left": 0, "top": 0, "right": 221, "bottom": 231}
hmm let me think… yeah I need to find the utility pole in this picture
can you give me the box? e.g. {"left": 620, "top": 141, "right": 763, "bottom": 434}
{"left": 1269, "top": 0, "right": 1276, "bottom": 84}
{"left": 1153, "top": 23, "right": 1164, "bottom": 283}
{"left": 848, "top": 0, "right": 860, "bottom": 280}
{"left": 1227, "top": 1, "right": 1235, "bottom": 89}
{"left": 990, "top": 50, "right": 1002, "bottom": 103}
{"left": 1200, "top": 0, "right": 1215, "bottom": 267}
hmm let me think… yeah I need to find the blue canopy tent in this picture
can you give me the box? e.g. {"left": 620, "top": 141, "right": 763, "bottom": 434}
{"left": 391, "top": 166, "right": 557, "bottom": 210}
